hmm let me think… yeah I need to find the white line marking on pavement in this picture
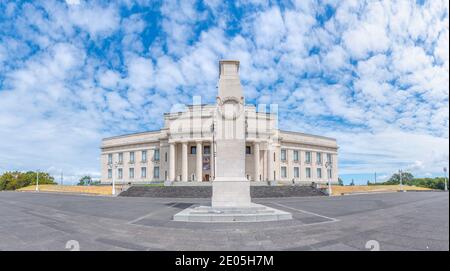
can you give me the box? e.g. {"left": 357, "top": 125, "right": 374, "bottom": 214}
{"left": 127, "top": 203, "right": 178, "bottom": 224}
{"left": 272, "top": 202, "right": 339, "bottom": 222}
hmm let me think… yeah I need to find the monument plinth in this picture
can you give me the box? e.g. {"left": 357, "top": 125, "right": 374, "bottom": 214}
{"left": 173, "top": 60, "right": 292, "bottom": 222}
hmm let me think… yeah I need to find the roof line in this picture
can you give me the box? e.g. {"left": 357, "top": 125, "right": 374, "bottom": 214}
{"left": 279, "top": 129, "right": 337, "bottom": 141}
{"left": 102, "top": 130, "right": 161, "bottom": 141}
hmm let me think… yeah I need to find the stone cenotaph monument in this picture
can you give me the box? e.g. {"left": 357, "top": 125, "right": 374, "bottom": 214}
{"left": 173, "top": 60, "right": 292, "bottom": 222}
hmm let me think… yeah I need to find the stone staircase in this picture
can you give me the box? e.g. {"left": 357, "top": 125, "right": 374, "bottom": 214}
{"left": 119, "top": 185, "right": 326, "bottom": 198}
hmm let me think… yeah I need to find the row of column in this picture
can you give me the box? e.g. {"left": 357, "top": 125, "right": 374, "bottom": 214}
{"left": 168, "top": 140, "right": 273, "bottom": 182}
{"left": 169, "top": 140, "right": 214, "bottom": 182}
{"left": 254, "top": 141, "right": 275, "bottom": 182}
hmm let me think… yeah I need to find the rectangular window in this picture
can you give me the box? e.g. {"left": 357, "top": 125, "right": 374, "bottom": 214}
{"left": 129, "top": 151, "right": 135, "bottom": 163}
{"left": 281, "top": 149, "right": 287, "bottom": 161}
{"left": 141, "top": 167, "right": 147, "bottom": 178}
{"left": 154, "top": 166, "right": 160, "bottom": 179}
{"left": 118, "top": 152, "right": 123, "bottom": 163}
{"left": 118, "top": 168, "right": 123, "bottom": 179}
{"left": 246, "top": 146, "right": 251, "bottom": 155}
{"left": 316, "top": 152, "right": 322, "bottom": 164}
{"left": 317, "top": 168, "right": 322, "bottom": 179}
{"left": 281, "top": 166, "right": 287, "bottom": 178}
{"left": 293, "top": 151, "right": 299, "bottom": 162}
{"left": 108, "top": 169, "right": 112, "bottom": 178}
{"left": 306, "top": 167, "right": 311, "bottom": 178}
{"left": 129, "top": 168, "right": 134, "bottom": 179}
{"left": 305, "top": 152, "right": 311, "bottom": 164}
{"left": 327, "top": 153, "right": 332, "bottom": 163}
{"left": 203, "top": 146, "right": 211, "bottom": 155}
{"left": 142, "top": 150, "right": 147, "bottom": 162}
{"left": 294, "top": 167, "right": 299, "bottom": 178}
{"left": 190, "top": 146, "right": 197, "bottom": 154}
{"left": 327, "top": 168, "right": 332, "bottom": 179}
{"left": 154, "top": 149, "right": 160, "bottom": 161}
{"left": 108, "top": 154, "right": 112, "bottom": 164}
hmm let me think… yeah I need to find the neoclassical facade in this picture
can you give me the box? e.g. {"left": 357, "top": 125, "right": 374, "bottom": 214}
{"left": 100, "top": 61, "right": 339, "bottom": 185}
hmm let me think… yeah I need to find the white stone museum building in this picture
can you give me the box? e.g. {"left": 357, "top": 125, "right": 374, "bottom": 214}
{"left": 100, "top": 60, "right": 339, "bottom": 185}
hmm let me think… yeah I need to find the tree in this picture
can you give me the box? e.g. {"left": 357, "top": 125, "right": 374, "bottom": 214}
{"left": 350, "top": 179, "right": 355, "bottom": 186}
{"left": 0, "top": 172, "right": 19, "bottom": 190}
{"left": 0, "top": 171, "right": 55, "bottom": 191}
{"left": 338, "top": 177, "right": 344, "bottom": 186}
{"left": 78, "top": 175, "right": 92, "bottom": 186}
{"left": 386, "top": 172, "right": 414, "bottom": 185}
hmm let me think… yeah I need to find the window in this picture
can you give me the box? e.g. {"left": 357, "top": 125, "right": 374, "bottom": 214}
{"left": 316, "top": 152, "right": 322, "bottom": 164}
{"left": 306, "top": 167, "right": 311, "bottom": 178}
{"left": 142, "top": 150, "right": 147, "bottom": 162}
{"left": 281, "top": 166, "right": 287, "bottom": 178}
{"left": 294, "top": 167, "right": 299, "bottom": 178}
{"left": 154, "top": 166, "right": 160, "bottom": 179}
{"left": 118, "top": 152, "right": 123, "bottom": 164}
{"left": 154, "top": 149, "right": 160, "bottom": 161}
{"left": 108, "top": 169, "right": 112, "bottom": 178}
{"left": 141, "top": 167, "right": 147, "bottom": 178}
{"left": 118, "top": 168, "right": 123, "bottom": 179}
{"left": 293, "top": 151, "right": 299, "bottom": 162}
{"left": 203, "top": 146, "right": 211, "bottom": 155}
{"left": 246, "top": 146, "right": 251, "bottom": 155}
{"left": 129, "top": 168, "right": 134, "bottom": 179}
{"left": 305, "top": 152, "right": 311, "bottom": 164}
{"left": 327, "top": 168, "right": 332, "bottom": 179}
{"left": 327, "top": 153, "right": 332, "bottom": 163}
{"left": 129, "top": 152, "right": 135, "bottom": 163}
{"left": 281, "top": 149, "right": 287, "bottom": 161}
{"left": 190, "top": 146, "right": 197, "bottom": 154}
{"left": 317, "top": 168, "right": 322, "bottom": 179}
{"left": 108, "top": 154, "right": 112, "bottom": 164}
{"left": 165, "top": 152, "right": 167, "bottom": 162}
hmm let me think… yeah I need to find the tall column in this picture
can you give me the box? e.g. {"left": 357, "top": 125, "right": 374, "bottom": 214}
{"left": 267, "top": 147, "right": 274, "bottom": 181}
{"left": 196, "top": 141, "right": 202, "bottom": 182}
{"left": 253, "top": 141, "right": 260, "bottom": 181}
{"left": 181, "top": 141, "right": 188, "bottom": 182}
{"left": 210, "top": 140, "right": 214, "bottom": 181}
{"left": 169, "top": 142, "right": 176, "bottom": 181}
{"left": 262, "top": 148, "right": 267, "bottom": 181}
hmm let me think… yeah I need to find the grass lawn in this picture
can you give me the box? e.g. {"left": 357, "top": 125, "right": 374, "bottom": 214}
{"left": 17, "top": 184, "right": 121, "bottom": 195}
{"left": 328, "top": 184, "right": 432, "bottom": 196}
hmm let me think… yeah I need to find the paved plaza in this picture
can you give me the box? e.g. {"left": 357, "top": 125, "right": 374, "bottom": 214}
{"left": 0, "top": 191, "right": 448, "bottom": 251}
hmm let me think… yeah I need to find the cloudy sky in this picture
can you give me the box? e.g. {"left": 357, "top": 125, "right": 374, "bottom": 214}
{"left": 0, "top": 0, "right": 448, "bottom": 184}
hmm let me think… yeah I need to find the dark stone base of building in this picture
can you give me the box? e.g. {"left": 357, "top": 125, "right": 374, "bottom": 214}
{"left": 119, "top": 185, "right": 326, "bottom": 198}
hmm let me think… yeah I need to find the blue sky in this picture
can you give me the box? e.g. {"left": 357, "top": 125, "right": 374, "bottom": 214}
{"left": 0, "top": 0, "right": 448, "bottom": 185}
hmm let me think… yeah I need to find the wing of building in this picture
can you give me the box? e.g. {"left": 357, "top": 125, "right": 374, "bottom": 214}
{"left": 100, "top": 61, "right": 338, "bottom": 185}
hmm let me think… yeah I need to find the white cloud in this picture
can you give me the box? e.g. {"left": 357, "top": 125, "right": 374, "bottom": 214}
{"left": 68, "top": 3, "right": 120, "bottom": 37}
{"left": 253, "top": 7, "right": 286, "bottom": 49}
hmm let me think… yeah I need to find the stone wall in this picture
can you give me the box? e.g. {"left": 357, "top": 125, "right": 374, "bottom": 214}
{"left": 119, "top": 185, "right": 326, "bottom": 198}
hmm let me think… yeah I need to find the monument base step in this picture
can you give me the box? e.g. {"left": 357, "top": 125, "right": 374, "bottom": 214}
{"left": 173, "top": 203, "right": 292, "bottom": 222}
